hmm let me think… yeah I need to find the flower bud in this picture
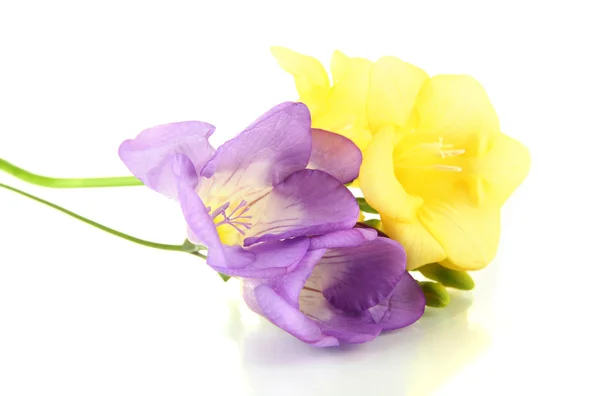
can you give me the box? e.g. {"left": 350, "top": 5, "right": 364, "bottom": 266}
{"left": 419, "top": 281, "right": 450, "bottom": 308}
{"left": 419, "top": 263, "right": 475, "bottom": 290}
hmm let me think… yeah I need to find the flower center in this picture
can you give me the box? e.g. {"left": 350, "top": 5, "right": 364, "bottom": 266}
{"left": 396, "top": 137, "right": 465, "bottom": 172}
{"left": 208, "top": 200, "right": 253, "bottom": 245}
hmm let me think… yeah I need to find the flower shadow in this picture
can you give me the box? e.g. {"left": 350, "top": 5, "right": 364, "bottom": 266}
{"left": 225, "top": 290, "right": 490, "bottom": 396}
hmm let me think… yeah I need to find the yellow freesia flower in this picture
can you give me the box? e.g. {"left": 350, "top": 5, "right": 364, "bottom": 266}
{"left": 273, "top": 48, "right": 530, "bottom": 271}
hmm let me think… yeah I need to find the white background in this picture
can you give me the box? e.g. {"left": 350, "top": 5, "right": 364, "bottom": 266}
{"left": 1, "top": 1, "right": 599, "bottom": 395}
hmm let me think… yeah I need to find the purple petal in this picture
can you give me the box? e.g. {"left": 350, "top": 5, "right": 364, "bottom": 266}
{"left": 175, "top": 154, "right": 309, "bottom": 277}
{"left": 243, "top": 250, "right": 382, "bottom": 346}
{"left": 298, "top": 288, "right": 382, "bottom": 344}
{"left": 244, "top": 169, "right": 359, "bottom": 246}
{"left": 119, "top": 121, "right": 215, "bottom": 198}
{"left": 369, "top": 272, "right": 426, "bottom": 330}
{"left": 211, "top": 238, "right": 310, "bottom": 278}
{"left": 309, "top": 228, "right": 377, "bottom": 250}
{"left": 308, "top": 128, "right": 362, "bottom": 184}
{"left": 199, "top": 103, "right": 312, "bottom": 197}
{"left": 173, "top": 154, "right": 234, "bottom": 267}
{"left": 313, "top": 237, "right": 407, "bottom": 312}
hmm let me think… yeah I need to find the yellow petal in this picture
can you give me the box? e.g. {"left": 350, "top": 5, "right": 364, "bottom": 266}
{"left": 419, "top": 196, "right": 501, "bottom": 270}
{"left": 414, "top": 75, "right": 500, "bottom": 156}
{"left": 359, "top": 125, "right": 422, "bottom": 221}
{"left": 381, "top": 215, "right": 446, "bottom": 270}
{"left": 467, "top": 131, "right": 531, "bottom": 206}
{"left": 270, "top": 46, "right": 330, "bottom": 118}
{"left": 367, "top": 56, "right": 429, "bottom": 133}
{"left": 319, "top": 51, "right": 372, "bottom": 130}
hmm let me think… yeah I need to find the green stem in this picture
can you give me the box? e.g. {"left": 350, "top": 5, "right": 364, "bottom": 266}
{"left": 0, "top": 182, "right": 205, "bottom": 256}
{"left": 0, "top": 158, "right": 143, "bottom": 188}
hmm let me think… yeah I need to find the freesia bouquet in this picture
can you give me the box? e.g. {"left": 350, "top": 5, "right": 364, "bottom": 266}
{"left": 0, "top": 47, "right": 530, "bottom": 347}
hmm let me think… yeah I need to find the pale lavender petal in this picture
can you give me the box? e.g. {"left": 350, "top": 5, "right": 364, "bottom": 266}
{"left": 253, "top": 284, "right": 340, "bottom": 347}
{"left": 211, "top": 238, "right": 310, "bottom": 278}
{"left": 312, "top": 237, "right": 407, "bottom": 312}
{"left": 308, "top": 128, "right": 362, "bottom": 184}
{"left": 369, "top": 272, "right": 426, "bottom": 330}
{"left": 119, "top": 121, "right": 215, "bottom": 198}
{"left": 309, "top": 228, "right": 377, "bottom": 250}
{"left": 172, "top": 154, "right": 234, "bottom": 267}
{"left": 199, "top": 102, "right": 312, "bottom": 201}
{"left": 244, "top": 169, "right": 359, "bottom": 246}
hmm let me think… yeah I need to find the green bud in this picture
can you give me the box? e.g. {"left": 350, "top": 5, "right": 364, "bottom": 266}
{"left": 364, "top": 218, "right": 384, "bottom": 232}
{"left": 419, "top": 281, "right": 450, "bottom": 308}
{"left": 356, "top": 197, "right": 379, "bottom": 214}
{"left": 418, "top": 263, "right": 475, "bottom": 291}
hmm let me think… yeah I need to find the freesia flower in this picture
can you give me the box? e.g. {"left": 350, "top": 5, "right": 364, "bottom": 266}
{"left": 273, "top": 49, "right": 530, "bottom": 271}
{"left": 243, "top": 228, "right": 425, "bottom": 346}
{"left": 119, "top": 102, "right": 362, "bottom": 277}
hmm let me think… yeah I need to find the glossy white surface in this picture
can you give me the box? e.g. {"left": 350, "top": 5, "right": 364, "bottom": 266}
{"left": 1, "top": 1, "right": 598, "bottom": 394}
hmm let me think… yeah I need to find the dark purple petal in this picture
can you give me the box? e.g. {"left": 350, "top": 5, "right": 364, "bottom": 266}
{"left": 119, "top": 121, "right": 215, "bottom": 198}
{"left": 199, "top": 103, "right": 312, "bottom": 199}
{"left": 312, "top": 237, "right": 407, "bottom": 312}
{"left": 308, "top": 128, "right": 362, "bottom": 184}
{"left": 244, "top": 169, "right": 359, "bottom": 246}
{"left": 369, "top": 272, "right": 426, "bottom": 330}
{"left": 298, "top": 288, "right": 382, "bottom": 344}
{"left": 309, "top": 228, "right": 377, "bottom": 250}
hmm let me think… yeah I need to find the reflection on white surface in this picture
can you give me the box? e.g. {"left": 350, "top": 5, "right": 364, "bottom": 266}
{"left": 221, "top": 280, "right": 489, "bottom": 396}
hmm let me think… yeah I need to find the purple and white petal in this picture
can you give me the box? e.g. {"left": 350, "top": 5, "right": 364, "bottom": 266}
{"left": 244, "top": 169, "right": 359, "bottom": 246}
{"left": 119, "top": 121, "right": 215, "bottom": 198}
{"left": 243, "top": 249, "right": 382, "bottom": 347}
{"left": 211, "top": 238, "right": 310, "bottom": 278}
{"left": 369, "top": 272, "right": 426, "bottom": 330}
{"left": 309, "top": 228, "right": 377, "bottom": 250}
{"left": 308, "top": 128, "right": 362, "bottom": 184}
{"left": 311, "top": 237, "right": 407, "bottom": 312}
{"left": 173, "top": 154, "right": 237, "bottom": 267}
{"left": 198, "top": 102, "right": 312, "bottom": 205}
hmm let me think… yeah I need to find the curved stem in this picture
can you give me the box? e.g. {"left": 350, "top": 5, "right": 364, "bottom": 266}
{"left": 0, "top": 182, "right": 205, "bottom": 253}
{"left": 0, "top": 158, "right": 143, "bottom": 188}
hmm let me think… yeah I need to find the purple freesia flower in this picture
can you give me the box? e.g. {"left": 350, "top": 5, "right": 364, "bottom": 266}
{"left": 243, "top": 228, "right": 426, "bottom": 346}
{"left": 119, "top": 102, "right": 363, "bottom": 277}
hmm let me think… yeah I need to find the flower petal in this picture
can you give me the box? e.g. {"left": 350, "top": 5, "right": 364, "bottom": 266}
{"left": 211, "top": 238, "right": 310, "bottom": 278}
{"left": 413, "top": 75, "right": 500, "bottom": 155}
{"left": 381, "top": 214, "right": 447, "bottom": 270}
{"left": 244, "top": 169, "right": 359, "bottom": 246}
{"left": 198, "top": 102, "right": 312, "bottom": 204}
{"left": 369, "top": 272, "right": 426, "bottom": 330}
{"left": 419, "top": 195, "right": 501, "bottom": 271}
{"left": 270, "top": 47, "right": 331, "bottom": 119}
{"left": 468, "top": 131, "right": 531, "bottom": 206}
{"left": 312, "top": 51, "right": 373, "bottom": 152}
{"left": 312, "top": 237, "right": 407, "bottom": 312}
{"left": 119, "top": 121, "right": 215, "bottom": 198}
{"left": 309, "top": 228, "right": 377, "bottom": 251}
{"left": 307, "top": 128, "right": 362, "bottom": 184}
{"left": 243, "top": 250, "right": 382, "bottom": 346}
{"left": 174, "top": 154, "right": 310, "bottom": 277}
{"left": 367, "top": 56, "right": 429, "bottom": 133}
{"left": 359, "top": 126, "right": 423, "bottom": 221}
